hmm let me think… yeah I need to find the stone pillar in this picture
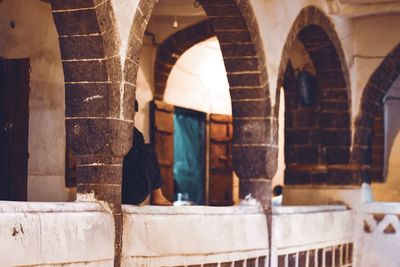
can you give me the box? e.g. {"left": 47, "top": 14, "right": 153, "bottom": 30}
{"left": 51, "top": 1, "right": 130, "bottom": 266}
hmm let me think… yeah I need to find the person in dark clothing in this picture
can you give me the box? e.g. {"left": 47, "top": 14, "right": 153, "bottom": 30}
{"left": 121, "top": 101, "right": 170, "bottom": 205}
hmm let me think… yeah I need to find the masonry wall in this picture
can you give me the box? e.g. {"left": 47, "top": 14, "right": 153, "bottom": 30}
{"left": 0, "top": 0, "right": 71, "bottom": 201}
{"left": 252, "top": 0, "right": 400, "bottom": 204}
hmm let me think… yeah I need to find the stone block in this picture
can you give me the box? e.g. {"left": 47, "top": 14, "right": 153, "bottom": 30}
{"left": 350, "top": 146, "right": 372, "bottom": 164}
{"left": 232, "top": 146, "right": 267, "bottom": 179}
{"left": 321, "top": 130, "right": 350, "bottom": 146}
{"left": 65, "top": 82, "right": 121, "bottom": 118}
{"left": 205, "top": 5, "right": 241, "bottom": 16}
{"left": 227, "top": 73, "right": 261, "bottom": 87}
{"left": 320, "top": 112, "right": 349, "bottom": 128}
{"left": 126, "top": 35, "right": 143, "bottom": 63}
{"left": 62, "top": 59, "right": 108, "bottom": 82}
{"left": 52, "top": 9, "right": 100, "bottom": 36}
{"left": 59, "top": 35, "right": 104, "bottom": 60}
{"left": 215, "top": 30, "right": 252, "bottom": 44}
{"left": 230, "top": 87, "right": 266, "bottom": 100}
{"left": 232, "top": 100, "right": 268, "bottom": 118}
{"left": 324, "top": 147, "right": 349, "bottom": 164}
{"left": 224, "top": 57, "right": 259, "bottom": 73}
{"left": 66, "top": 118, "right": 133, "bottom": 158}
{"left": 233, "top": 119, "right": 269, "bottom": 145}
{"left": 124, "top": 58, "right": 139, "bottom": 85}
{"left": 209, "top": 17, "right": 246, "bottom": 31}
{"left": 297, "top": 146, "right": 319, "bottom": 164}
{"left": 105, "top": 56, "right": 122, "bottom": 82}
{"left": 202, "top": 0, "right": 236, "bottom": 7}
{"left": 285, "top": 169, "right": 312, "bottom": 185}
{"left": 312, "top": 171, "right": 328, "bottom": 184}
{"left": 123, "top": 83, "right": 136, "bottom": 121}
{"left": 102, "top": 28, "right": 120, "bottom": 58}
{"left": 322, "top": 89, "right": 348, "bottom": 101}
{"left": 221, "top": 43, "right": 256, "bottom": 57}
{"left": 51, "top": 0, "right": 102, "bottom": 10}
{"left": 327, "top": 169, "right": 359, "bottom": 185}
{"left": 285, "top": 130, "right": 316, "bottom": 146}
{"left": 95, "top": 0, "right": 116, "bottom": 32}
{"left": 77, "top": 165, "right": 123, "bottom": 185}
{"left": 293, "top": 110, "right": 317, "bottom": 128}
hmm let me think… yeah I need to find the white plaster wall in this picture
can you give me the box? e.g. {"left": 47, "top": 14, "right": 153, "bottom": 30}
{"left": 372, "top": 134, "right": 400, "bottom": 201}
{"left": 0, "top": 0, "right": 70, "bottom": 201}
{"left": 351, "top": 14, "right": 400, "bottom": 123}
{"left": 357, "top": 203, "right": 400, "bottom": 267}
{"left": 0, "top": 201, "right": 114, "bottom": 267}
{"left": 122, "top": 205, "right": 269, "bottom": 266}
{"left": 272, "top": 205, "right": 355, "bottom": 266}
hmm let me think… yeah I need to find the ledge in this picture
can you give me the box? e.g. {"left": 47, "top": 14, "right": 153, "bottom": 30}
{"left": 362, "top": 202, "right": 400, "bottom": 214}
{"left": 122, "top": 203, "right": 264, "bottom": 215}
{"left": 273, "top": 205, "right": 348, "bottom": 215}
{"left": 0, "top": 200, "right": 106, "bottom": 213}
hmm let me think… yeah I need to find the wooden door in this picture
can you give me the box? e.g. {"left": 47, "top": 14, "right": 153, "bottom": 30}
{"left": 0, "top": 59, "right": 30, "bottom": 201}
{"left": 208, "top": 114, "right": 233, "bottom": 206}
{"left": 150, "top": 100, "right": 174, "bottom": 201}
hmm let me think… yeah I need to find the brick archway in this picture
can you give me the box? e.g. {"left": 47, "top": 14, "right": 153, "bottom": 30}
{"left": 351, "top": 43, "right": 400, "bottom": 182}
{"left": 154, "top": 20, "right": 214, "bottom": 100}
{"left": 124, "top": 0, "right": 274, "bottom": 204}
{"left": 51, "top": 1, "right": 130, "bottom": 265}
{"left": 275, "top": 6, "right": 353, "bottom": 186}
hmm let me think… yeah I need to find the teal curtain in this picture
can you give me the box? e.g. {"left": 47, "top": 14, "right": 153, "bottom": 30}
{"left": 173, "top": 107, "right": 205, "bottom": 204}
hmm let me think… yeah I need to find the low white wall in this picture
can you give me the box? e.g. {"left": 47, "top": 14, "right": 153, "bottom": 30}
{"left": 0, "top": 201, "right": 114, "bottom": 267}
{"left": 283, "top": 186, "right": 362, "bottom": 208}
{"left": 358, "top": 202, "right": 400, "bottom": 267}
{"left": 122, "top": 205, "right": 269, "bottom": 266}
{"left": 272, "top": 205, "right": 355, "bottom": 267}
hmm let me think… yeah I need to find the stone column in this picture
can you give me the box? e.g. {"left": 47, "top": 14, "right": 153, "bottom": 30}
{"left": 51, "top": 1, "right": 130, "bottom": 266}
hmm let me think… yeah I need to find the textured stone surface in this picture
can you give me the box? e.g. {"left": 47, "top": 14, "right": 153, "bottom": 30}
{"left": 59, "top": 35, "right": 104, "bottom": 60}
{"left": 232, "top": 146, "right": 268, "bottom": 179}
{"left": 65, "top": 82, "right": 121, "bottom": 118}
{"left": 52, "top": 9, "right": 100, "bottom": 36}
{"left": 62, "top": 59, "right": 108, "bottom": 82}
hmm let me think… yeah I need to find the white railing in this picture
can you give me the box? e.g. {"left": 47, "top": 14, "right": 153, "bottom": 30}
{"left": 358, "top": 202, "right": 400, "bottom": 267}
{"left": 271, "top": 205, "right": 355, "bottom": 267}
{"left": 122, "top": 205, "right": 269, "bottom": 267}
{"left": 0, "top": 201, "right": 114, "bottom": 267}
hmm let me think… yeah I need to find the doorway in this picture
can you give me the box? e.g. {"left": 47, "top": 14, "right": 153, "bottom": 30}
{"left": 173, "top": 107, "right": 206, "bottom": 205}
{"left": 0, "top": 59, "right": 30, "bottom": 201}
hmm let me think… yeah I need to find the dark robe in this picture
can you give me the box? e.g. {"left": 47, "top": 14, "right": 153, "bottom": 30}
{"left": 122, "top": 128, "right": 163, "bottom": 205}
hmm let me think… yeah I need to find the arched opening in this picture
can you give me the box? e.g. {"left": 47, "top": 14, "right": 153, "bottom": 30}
{"left": 353, "top": 43, "right": 400, "bottom": 201}
{"left": 153, "top": 36, "right": 235, "bottom": 205}
{"left": 274, "top": 6, "right": 352, "bottom": 205}
{"left": 124, "top": 0, "right": 272, "bottom": 206}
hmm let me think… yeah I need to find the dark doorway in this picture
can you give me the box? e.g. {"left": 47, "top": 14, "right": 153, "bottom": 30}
{"left": 0, "top": 59, "right": 30, "bottom": 201}
{"left": 173, "top": 107, "right": 206, "bottom": 205}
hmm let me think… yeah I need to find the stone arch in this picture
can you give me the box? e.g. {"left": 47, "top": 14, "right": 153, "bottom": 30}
{"left": 352, "top": 43, "right": 400, "bottom": 182}
{"left": 154, "top": 20, "right": 214, "bottom": 100}
{"left": 51, "top": 1, "right": 128, "bottom": 265}
{"left": 124, "top": 0, "right": 274, "bottom": 205}
{"left": 275, "top": 6, "right": 354, "bottom": 185}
